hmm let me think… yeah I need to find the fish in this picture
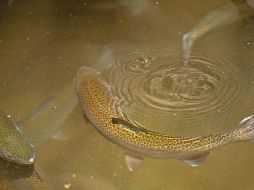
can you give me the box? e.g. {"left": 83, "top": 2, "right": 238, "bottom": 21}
{"left": 11, "top": 82, "right": 77, "bottom": 189}
{"left": 0, "top": 83, "right": 77, "bottom": 189}
{"left": 182, "top": 2, "right": 241, "bottom": 65}
{"left": 76, "top": 66, "right": 254, "bottom": 170}
{"left": 23, "top": 82, "right": 78, "bottom": 147}
{"left": 0, "top": 111, "right": 35, "bottom": 165}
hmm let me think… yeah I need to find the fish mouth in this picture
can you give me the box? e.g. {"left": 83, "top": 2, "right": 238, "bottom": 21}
{"left": 10, "top": 152, "right": 35, "bottom": 165}
{"left": 22, "top": 144, "right": 36, "bottom": 165}
{"left": 26, "top": 154, "right": 35, "bottom": 164}
{"left": 0, "top": 144, "right": 36, "bottom": 165}
{"left": 25, "top": 147, "right": 36, "bottom": 165}
{"left": 76, "top": 66, "right": 102, "bottom": 97}
{"left": 16, "top": 154, "right": 35, "bottom": 165}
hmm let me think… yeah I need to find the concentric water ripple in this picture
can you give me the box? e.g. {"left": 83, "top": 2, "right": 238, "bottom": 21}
{"left": 104, "top": 46, "right": 250, "bottom": 123}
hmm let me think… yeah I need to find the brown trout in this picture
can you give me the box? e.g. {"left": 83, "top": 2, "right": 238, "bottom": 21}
{"left": 77, "top": 66, "right": 254, "bottom": 170}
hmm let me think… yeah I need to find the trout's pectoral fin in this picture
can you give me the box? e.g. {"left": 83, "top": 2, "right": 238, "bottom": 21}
{"left": 181, "top": 152, "right": 209, "bottom": 167}
{"left": 238, "top": 115, "right": 254, "bottom": 127}
{"left": 112, "top": 118, "right": 148, "bottom": 134}
{"left": 124, "top": 153, "right": 144, "bottom": 171}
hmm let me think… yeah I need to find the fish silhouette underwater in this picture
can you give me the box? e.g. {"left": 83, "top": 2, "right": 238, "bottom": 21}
{"left": 182, "top": 1, "right": 254, "bottom": 65}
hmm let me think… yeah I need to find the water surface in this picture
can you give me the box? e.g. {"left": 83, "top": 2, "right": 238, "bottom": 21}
{"left": 0, "top": 0, "right": 254, "bottom": 189}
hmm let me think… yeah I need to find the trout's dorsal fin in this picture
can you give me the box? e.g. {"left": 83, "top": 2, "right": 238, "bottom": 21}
{"left": 181, "top": 152, "right": 209, "bottom": 167}
{"left": 112, "top": 118, "right": 148, "bottom": 134}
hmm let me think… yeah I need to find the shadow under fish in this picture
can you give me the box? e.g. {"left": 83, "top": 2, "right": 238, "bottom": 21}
{"left": 0, "top": 159, "right": 52, "bottom": 190}
{"left": 77, "top": 66, "right": 254, "bottom": 171}
{"left": 0, "top": 159, "right": 35, "bottom": 180}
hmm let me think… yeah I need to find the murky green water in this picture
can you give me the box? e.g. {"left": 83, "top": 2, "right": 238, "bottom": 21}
{"left": 0, "top": 0, "right": 254, "bottom": 189}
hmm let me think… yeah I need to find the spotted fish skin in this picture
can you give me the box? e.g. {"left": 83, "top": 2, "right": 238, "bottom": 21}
{"left": 0, "top": 111, "right": 35, "bottom": 164}
{"left": 76, "top": 66, "right": 254, "bottom": 161}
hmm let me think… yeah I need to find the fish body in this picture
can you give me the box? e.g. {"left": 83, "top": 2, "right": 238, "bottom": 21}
{"left": 77, "top": 66, "right": 254, "bottom": 166}
{"left": 0, "top": 82, "right": 76, "bottom": 189}
{"left": 0, "top": 111, "right": 35, "bottom": 165}
{"left": 182, "top": 3, "right": 240, "bottom": 65}
{"left": 23, "top": 83, "right": 78, "bottom": 147}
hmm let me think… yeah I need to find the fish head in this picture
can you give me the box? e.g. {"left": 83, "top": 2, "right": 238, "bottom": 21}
{"left": 0, "top": 112, "right": 35, "bottom": 165}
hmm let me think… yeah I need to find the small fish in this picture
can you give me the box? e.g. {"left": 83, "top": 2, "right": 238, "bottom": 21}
{"left": 77, "top": 66, "right": 254, "bottom": 169}
{"left": 0, "top": 111, "right": 35, "bottom": 165}
{"left": 23, "top": 82, "right": 78, "bottom": 147}
{"left": 182, "top": 3, "right": 241, "bottom": 65}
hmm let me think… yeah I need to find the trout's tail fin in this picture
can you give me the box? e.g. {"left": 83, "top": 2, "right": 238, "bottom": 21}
{"left": 182, "top": 31, "right": 193, "bottom": 66}
{"left": 236, "top": 115, "right": 254, "bottom": 141}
